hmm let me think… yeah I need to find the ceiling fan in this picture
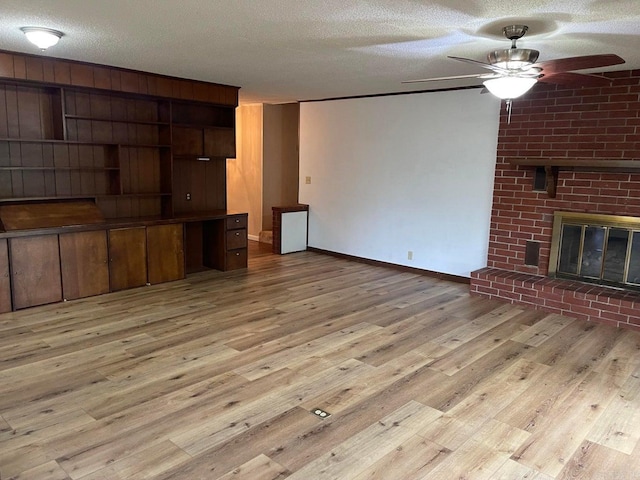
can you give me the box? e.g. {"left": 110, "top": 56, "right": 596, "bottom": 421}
{"left": 404, "top": 25, "right": 625, "bottom": 119}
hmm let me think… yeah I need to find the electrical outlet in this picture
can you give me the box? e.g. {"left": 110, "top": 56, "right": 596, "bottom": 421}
{"left": 311, "top": 408, "right": 331, "bottom": 419}
{"left": 186, "top": 193, "right": 191, "bottom": 201}
{"left": 305, "top": 176, "right": 311, "bottom": 184}
{"left": 407, "top": 251, "right": 413, "bottom": 260}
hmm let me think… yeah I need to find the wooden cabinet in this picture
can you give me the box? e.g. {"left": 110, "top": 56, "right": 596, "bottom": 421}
{"left": 10, "top": 235, "right": 62, "bottom": 309}
{"left": 0, "top": 51, "right": 243, "bottom": 311}
{"left": 59, "top": 230, "right": 110, "bottom": 300}
{"left": 203, "top": 214, "right": 247, "bottom": 271}
{"left": 108, "top": 227, "right": 148, "bottom": 291}
{"left": 147, "top": 224, "right": 185, "bottom": 284}
{"left": 0, "top": 212, "right": 243, "bottom": 311}
{"left": 172, "top": 102, "right": 235, "bottom": 160}
{"left": 0, "top": 239, "right": 11, "bottom": 313}
{"left": 226, "top": 215, "right": 248, "bottom": 270}
{"left": 172, "top": 127, "right": 235, "bottom": 159}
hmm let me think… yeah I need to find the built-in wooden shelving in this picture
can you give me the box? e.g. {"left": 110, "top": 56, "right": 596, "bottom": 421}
{"left": 0, "top": 49, "right": 239, "bottom": 218}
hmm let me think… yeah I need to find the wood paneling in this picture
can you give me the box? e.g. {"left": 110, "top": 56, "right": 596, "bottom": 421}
{"left": 204, "top": 128, "right": 235, "bottom": 158}
{"left": 147, "top": 223, "right": 185, "bottom": 284}
{"left": 0, "top": 50, "right": 239, "bottom": 106}
{"left": 172, "top": 127, "right": 203, "bottom": 157}
{"left": 108, "top": 227, "right": 147, "bottom": 291}
{"left": 9, "top": 235, "right": 62, "bottom": 309}
{"left": 0, "top": 238, "right": 11, "bottom": 312}
{"left": 172, "top": 159, "right": 226, "bottom": 214}
{"left": 184, "top": 221, "right": 204, "bottom": 273}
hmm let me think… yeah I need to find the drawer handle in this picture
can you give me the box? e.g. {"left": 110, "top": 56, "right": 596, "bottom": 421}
{"left": 235, "top": 219, "right": 240, "bottom": 223}
{"left": 235, "top": 252, "right": 240, "bottom": 256}
{"left": 235, "top": 232, "right": 240, "bottom": 236}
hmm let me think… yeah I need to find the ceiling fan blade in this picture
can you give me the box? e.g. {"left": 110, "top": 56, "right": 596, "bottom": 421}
{"left": 530, "top": 54, "right": 624, "bottom": 74}
{"left": 538, "top": 71, "right": 613, "bottom": 87}
{"left": 448, "top": 56, "right": 509, "bottom": 74}
{"left": 402, "top": 72, "right": 496, "bottom": 84}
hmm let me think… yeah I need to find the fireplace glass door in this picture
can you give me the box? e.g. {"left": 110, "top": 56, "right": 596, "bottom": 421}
{"left": 550, "top": 212, "right": 640, "bottom": 289}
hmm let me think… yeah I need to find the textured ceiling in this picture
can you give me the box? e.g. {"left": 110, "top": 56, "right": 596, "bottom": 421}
{"left": 1, "top": 0, "right": 639, "bottom": 104}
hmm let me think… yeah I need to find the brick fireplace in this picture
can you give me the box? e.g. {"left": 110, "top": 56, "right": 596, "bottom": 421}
{"left": 470, "top": 69, "right": 640, "bottom": 330}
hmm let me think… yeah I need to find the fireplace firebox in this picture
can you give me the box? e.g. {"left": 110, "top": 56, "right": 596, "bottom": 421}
{"left": 549, "top": 211, "right": 640, "bottom": 290}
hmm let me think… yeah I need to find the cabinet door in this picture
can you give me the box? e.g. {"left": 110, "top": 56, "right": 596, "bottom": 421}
{"left": 147, "top": 224, "right": 185, "bottom": 284}
{"left": 108, "top": 227, "right": 147, "bottom": 291}
{"left": 59, "top": 231, "right": 110, "bottom": 300}
{"left": 10, "top": 235, "right": 62, "bottom": 309}
{"left": 172, "top": 127, "right": 203, "bottom": 156}
{"left": 204, "top": 128, "right": 235, "bottom": 158}
{"left": 0, "top": 239, "right": 11, "bottom": 313}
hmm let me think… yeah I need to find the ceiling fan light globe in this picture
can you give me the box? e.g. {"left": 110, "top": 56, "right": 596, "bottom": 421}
{"left": 483, "top": 77, "right": 537, "bottom": 99}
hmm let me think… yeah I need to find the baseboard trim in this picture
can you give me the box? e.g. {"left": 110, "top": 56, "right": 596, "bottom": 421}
{"left": 248, "top": 234, "right": 260, "bottom": 242}
{"left": 307, "top": 247, "right": 470, "bottom": 285}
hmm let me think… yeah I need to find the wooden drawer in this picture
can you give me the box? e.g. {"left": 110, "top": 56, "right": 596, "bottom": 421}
{"left": 226, "top": 248, "right": 247, "bottom": 270}
{"left": 226, "top": 228, "right": 247, "bottom": 250}
{"left": 226, "top": 215, "right": 247, "bottom": 230}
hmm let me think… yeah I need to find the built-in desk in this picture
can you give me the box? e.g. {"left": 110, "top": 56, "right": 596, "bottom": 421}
{"left": 0, "top": 202, "right": 247, "bottom": 312}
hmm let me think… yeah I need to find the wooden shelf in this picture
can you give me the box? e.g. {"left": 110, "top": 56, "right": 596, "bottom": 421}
{"left": 117, "top": 143, "right": 172, "bottom": 149}
{"left": 509, "top": 158, "right": 640, "bottom": 198}
{"left": 0, "top": 137, "right": 100, "bottom": 145}
{"left": 0, "top": 52, "right": 237, "bottom": 220}
{"left": 172, "top": 155, "right": 227, "bottom": 161}
{"left": 171, "top": 123, "right": 233, "bottom": 130}
{"left": 112, "top": 193, "right": 172, "bottom": 198}
{"left": 0, "top": 195, "right": 98, "bottom": 203}
{"left": 509, "top": 158, "right": 640, "bottom": 169}
{"left": 64, "top": 115, "right": 170, "bottom": 127}
{"left": 0, "top": 138, "right": 169, "bottom": 149}
{"left": 0, "top": 166, "right": 119, "bottom": 171}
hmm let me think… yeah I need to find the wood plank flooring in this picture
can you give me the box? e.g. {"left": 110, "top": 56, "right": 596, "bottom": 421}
{"left": 1, "top": 241, "right": 640, "bottom": 479}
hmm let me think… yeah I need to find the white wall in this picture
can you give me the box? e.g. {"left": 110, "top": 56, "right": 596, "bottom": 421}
{"left": 299, "top": 89, "right": 500, "bottom": 277}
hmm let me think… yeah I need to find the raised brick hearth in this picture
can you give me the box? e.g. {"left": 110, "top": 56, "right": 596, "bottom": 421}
{"left": 470, "top": 69, "right": 640, "bottom": 330}
{"left": 471, "top": 268, "right": 640, "bottom": 330}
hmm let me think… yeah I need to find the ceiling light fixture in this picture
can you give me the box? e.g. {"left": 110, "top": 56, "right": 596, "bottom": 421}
{"left": 20, "top": 27, "right": 63, "bottom": 50}
{"left": 483, "top": 77, "right": 537, "bottom": 124}
{"left": 483, "top": 77, "right": 537, "bottom": 100}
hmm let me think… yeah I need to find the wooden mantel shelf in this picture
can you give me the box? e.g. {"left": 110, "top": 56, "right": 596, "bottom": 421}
{"left": 509, "top": 158, "right": 640, "bottom": 169}
{"left": 508, "top": 158, "right": 640, "bottom": 198}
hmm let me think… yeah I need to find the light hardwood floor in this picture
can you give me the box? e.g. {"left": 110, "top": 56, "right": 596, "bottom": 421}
{"left": 1, "top": 242, "right": 640, "bottom": 479}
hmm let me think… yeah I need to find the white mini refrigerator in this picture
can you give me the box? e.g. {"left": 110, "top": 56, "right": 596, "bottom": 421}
{"left": 280, "top": 210, "right": 308, "bottom": 254}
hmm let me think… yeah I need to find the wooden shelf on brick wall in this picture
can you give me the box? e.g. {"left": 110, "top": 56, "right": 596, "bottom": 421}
{"left": 509, "top": 158, "right": 640, "bottom": 198}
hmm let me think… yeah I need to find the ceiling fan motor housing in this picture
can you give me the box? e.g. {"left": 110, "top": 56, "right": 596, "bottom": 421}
{"left": 488, "top": 25, "right": 539, "bottom": 69}
{"left": 488, "top": 48, "right": 540, "bottom": 69}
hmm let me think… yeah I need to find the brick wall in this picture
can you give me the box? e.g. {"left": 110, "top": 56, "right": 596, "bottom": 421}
{"left": 470, "top": 69, "right": 640, "bottom": 329}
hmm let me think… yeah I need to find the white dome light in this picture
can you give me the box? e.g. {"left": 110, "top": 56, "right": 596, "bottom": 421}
{"left": 483, "top": 77, "right": 537, "bottom": 99}
{"left": 21, "top": 27, "right": 63, "bottom": 50}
